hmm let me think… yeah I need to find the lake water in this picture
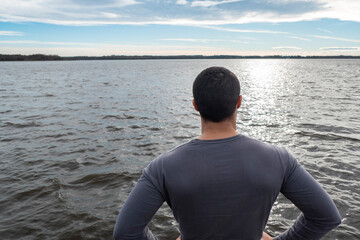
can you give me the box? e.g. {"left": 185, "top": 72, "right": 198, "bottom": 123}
{"left": 0, "top": 59, "right": 359, "bottom": 239}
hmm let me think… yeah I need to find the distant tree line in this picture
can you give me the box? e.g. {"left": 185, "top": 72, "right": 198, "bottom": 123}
{"left": 0, "top": 54, "right": 62, "bottom": 61}
{"left": 1, "top": 53, "right": 360, "bottom": 61}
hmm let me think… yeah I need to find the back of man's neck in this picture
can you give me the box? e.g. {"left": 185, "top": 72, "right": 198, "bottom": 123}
{"left": 198, "top": 119, "right": 238, "bottom": 140}
{"left": 198, "top": 131, "right": 239, "bottom": 140}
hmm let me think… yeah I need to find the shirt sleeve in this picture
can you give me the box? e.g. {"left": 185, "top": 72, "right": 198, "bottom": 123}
{"left": 113, "top": 166, "right": 165, "bottom": 240}
{"left": 274, "top": 148, "right": 341, "bottom": 240}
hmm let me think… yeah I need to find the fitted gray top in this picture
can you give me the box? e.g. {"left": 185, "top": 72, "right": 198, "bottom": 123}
{"left": 114, "top": 134, "right": 341, "bottom": 240}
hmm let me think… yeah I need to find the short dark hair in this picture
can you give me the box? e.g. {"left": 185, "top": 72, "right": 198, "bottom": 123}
{"left": 193, "top": 67, "right": 240, "bottom": 122}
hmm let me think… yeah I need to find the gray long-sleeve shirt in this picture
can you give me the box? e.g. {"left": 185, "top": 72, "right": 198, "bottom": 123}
{"left": 114, "top": 134, "right": 341, "bottom": 240}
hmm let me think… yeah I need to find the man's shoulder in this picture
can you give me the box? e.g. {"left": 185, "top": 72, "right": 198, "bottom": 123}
{"left": 160, "top": 140, "right": 195, "bottom": 161}
{"left": 235, "top": 135, "right": 284, "bottom": 153}
{"left": 147, "top": 140, "right": 193, "bottom": 165}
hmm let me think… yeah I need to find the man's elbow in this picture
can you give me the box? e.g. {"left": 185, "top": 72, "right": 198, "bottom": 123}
{"left": 113, "top": 227, "right": 123, "bottom": 240}
{"left": 320, "top": 210, "right": 342, "bottom": 231}
{"left": 113, "top": 226, "right": 146, "bottom": 240}
{"left": 113, "top": 226, "right": 131, "bottom": 240}
{"left": 330, "top": 211, "right": 342, "bottom": 228}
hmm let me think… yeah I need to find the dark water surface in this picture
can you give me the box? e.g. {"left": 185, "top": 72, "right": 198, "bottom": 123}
{"left": 0, "top": 59, "right": 359, "bottom": 239}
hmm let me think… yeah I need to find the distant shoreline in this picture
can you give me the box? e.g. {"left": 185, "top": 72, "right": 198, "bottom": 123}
{"left": 1, "top": 54, "right": 360, "bottom": 61}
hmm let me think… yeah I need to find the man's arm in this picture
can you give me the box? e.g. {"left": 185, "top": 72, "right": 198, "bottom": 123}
{"left": 274, "top": 150, "right": 341, "bottom": 239}
{"left": 113, "top": 173, "right": 165, "bottom": 240}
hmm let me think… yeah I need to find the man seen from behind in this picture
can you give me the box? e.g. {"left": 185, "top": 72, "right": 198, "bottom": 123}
{"left": 114, "top": 66, "right": 341, "bottom": 240}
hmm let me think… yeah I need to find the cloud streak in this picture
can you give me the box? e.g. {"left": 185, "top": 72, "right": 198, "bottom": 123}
{"left": 204, "top": 26, "right": 289, "bottom": 34}
{"left": 176, "top": 0, "right": 188, "bottom": 5}
{"left": 311, "top": 35, "right": 360, "bottom": 43}
{"left": 0, "top": 31, "right": 23, "bottom": 36}
{"left": 320, "top": 47, "right": 359, "bottom": 51}
{"left": 161, "top": 38, "right": 249, "bottom": 44}
{"left": 191, "top": 0, "right": 242, "bottom": 7}
{"left": 317, "top": 28, "right": 332, "bottom": 33}
{"left": 287, "top": 36, "right": 311, "bottom": 41}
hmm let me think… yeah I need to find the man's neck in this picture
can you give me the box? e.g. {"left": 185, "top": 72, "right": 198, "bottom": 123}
{"left": 198, "top": 117, "right": 238, "bottom": 140}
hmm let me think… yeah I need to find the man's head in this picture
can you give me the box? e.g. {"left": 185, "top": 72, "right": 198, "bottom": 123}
{"left": 192, "top": 67, "right": 241, "bottom": 122}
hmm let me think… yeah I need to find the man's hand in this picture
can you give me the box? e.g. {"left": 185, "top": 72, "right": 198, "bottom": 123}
{"left": 261, "top": 231, "right": 273, "bottom": 240}
{"left": 176, "top": 235, "right": 181, "bottom": 240}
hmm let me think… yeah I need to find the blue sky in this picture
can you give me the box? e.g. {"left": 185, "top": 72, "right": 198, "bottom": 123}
{"left": 0, "top": 0, "right": 360, "bottom": 56}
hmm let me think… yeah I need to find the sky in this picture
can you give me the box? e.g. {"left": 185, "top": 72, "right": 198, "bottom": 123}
{"left": 0, "top": 0, "right": 360, "bottom": 56}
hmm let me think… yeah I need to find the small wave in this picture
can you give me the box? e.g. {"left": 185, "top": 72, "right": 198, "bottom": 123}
{"left": 106, "top": 126, "right": 124, "bottom": 132}
{"left": 248, "top": 123, "right": 281, "bottom": 128}
{"left": 297, "top": 123, "right": 357, "bottom": 134}
{"left": 57, "top": 161, "right": 80, "bottom": 171}
{"left": 67, "top": 101, "right": 82, "bottom": 105}
{"left": 55, "top": 137, "right": 89, "bottom": 143}
{"left": 295, "top": 131, "right": 360, "bottom": 142}
{"left": 133, "top": 152, "right": 157, "bottom": 157}
{"left": 12, "top": 184, "right": 56, "bottom": 202}
{"left": 0, "top": 138, "right": 15, "bottom": 142}
{"left": 181, "top": 124, "right": 197, "bottom": 129}
{"left": 102, "top": 114, "right": 135, "bottom": 120}
{"left": 2, "top": 121, "right": 42, "bottom": 128}
{"left": 68, "top": 172, "right": 140, "bottom": 187}
{"left": 66, "top": 148, "right": 96, "bottom": 154}
{"left": 108, "top": 138, "right": 126, "bottom": 142}
{"left": 41, "top": 133, "right": 75, "bottom": 139}
{"left": 139, "top": 116, "right": 150, "bottom": 120}
{"left": 49, "top": 178, "right": 66, "bottom": 190}
{"left": 22, "top": 115, "right": 43, "bottom": 120}
{"left": 147, "top": 127, "right": 161, "bottom": 131}
{"left": 0, "top": 110, "right": 12, "bottom": 114}
{"left": 130, "top": 125, "right": 143, "bottom": 129}
{"left": 174, "top": 135, "right": 192, "bottom": 140}
{"left": 34, "top": 94, "right": 56, "bottom": 98}
{"left": 134, "top": 143, "right": 156, "bottom": 148}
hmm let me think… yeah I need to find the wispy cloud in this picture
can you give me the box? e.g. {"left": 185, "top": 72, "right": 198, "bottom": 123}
{"left": 191, "top": 0, "right": 242, "bottom": 7}
{"left": 319, "top": 0, "right": 360, "bottom": 22}
{"left": 273, "top": 46, "right": 302, "bottom": 49}
{"left": 161, "top": 38, "right": 249, "bottom": 44}
{"left": 287, "top": 36, "right": 311, "bottom": 41}
{"left": 205, "top": 26, "right": 289, "bottom": 34}
{"left": 176, "top": 0, "right": 188, "bottom": 5}
{"left": 310, "top": 35, "right": 360, "bottom": 42}
{"left": 0, "top": 31, "right": 23, "bottom": 36}
{"left": 320, "top": 47, "right": 359, "bottom": 51}
{"left": 317, "top": 27, "right": 332, "bottom": 33}
{"left": 100, "top": 12, "right": 120, "bottom": 19}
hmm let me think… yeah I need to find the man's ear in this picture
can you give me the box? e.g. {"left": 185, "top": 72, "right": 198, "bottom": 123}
{"left": 236, "top": 95, "right": 242, "bottom": 109}
{"left": 192, "top": 99, "right": 199, "bottom": 111}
